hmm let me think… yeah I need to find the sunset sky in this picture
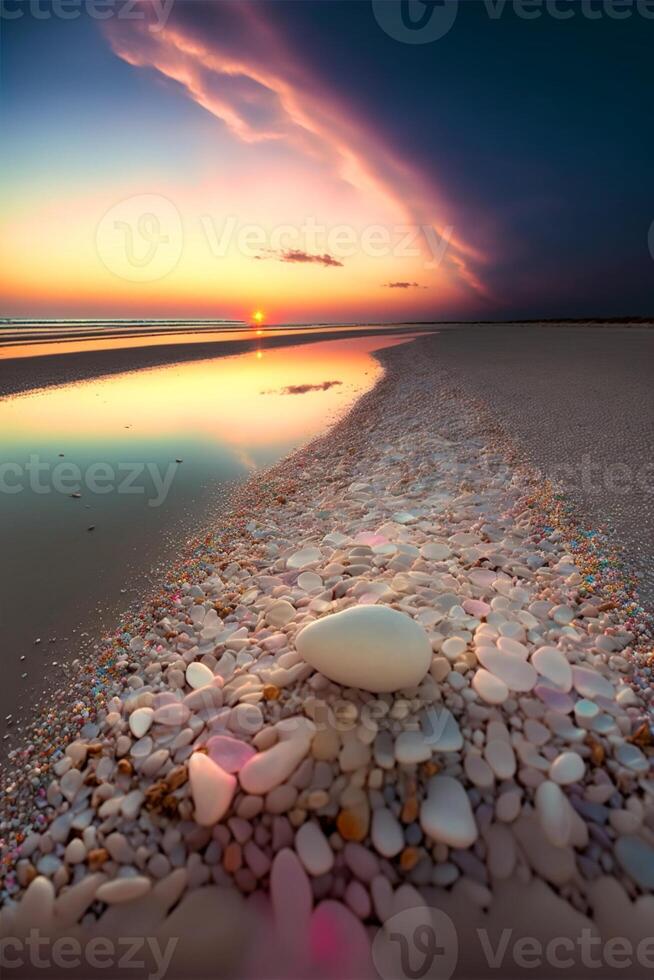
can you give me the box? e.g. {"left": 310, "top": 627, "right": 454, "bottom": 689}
{"left": 1, "top": 0, "right": 653, "bottom": 322}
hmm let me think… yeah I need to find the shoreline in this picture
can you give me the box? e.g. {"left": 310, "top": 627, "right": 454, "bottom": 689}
{"left": 2, "top": 334, "right": 653, "bottom": 977}
{"left": 0, "top": 326, "right": 424, "bottom": 399}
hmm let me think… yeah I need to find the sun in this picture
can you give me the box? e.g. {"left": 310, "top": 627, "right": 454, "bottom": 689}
{"left": 252, "top": 310, "right": 265, "bottom": 325}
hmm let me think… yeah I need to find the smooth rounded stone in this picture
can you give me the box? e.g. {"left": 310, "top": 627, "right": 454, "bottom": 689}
{"left": 371, "top": 807, "right": 404, "bottom": 857}
{"left": 296, "top": 605, "right": 431, "bottom": 694}
{"left": 496, "top": 788, "right": 522, "bottom": 823}
{"left": 287, "top": 546, "right": 321, "bottom": 569}
{"left": 465, "top": 751, "right": 494, "bottom": 789}
{"left": 153, "top": 702, "right": 190, "bottom": 727}
{"left": 574, "top": 699, "right": 599, "bottom": 725}
{"left": 394, "top": 730, "right": 431, "bottom": 765}
{"left": 229, "top": 702, "right": 264, "bottom": 736}
{"left": 239, "top": 729, "right": 312, "bottom": 795}
{"left": 496, "top": 637, "right": 528, "bottom": 659}
{"left": 549, "top": 752, "right": 585, "bottom": 786}
{"left": 614, "top": 836, "right": 654, "bottom": 890}
{"left": 463, "top": 598, "right": 490, "bottom": 618}
{"left": 534, "top": 682, "right": 574, "bottom": 714}
{"left": 572, "top": 666, "right": 614, "bottom": 701}
{"left": 188, "top": 752, "right": 236, "bottom": 826}
{"left": 441, "top": 636, "right": 468, "bottom": 661}
{"left": 343, "top": 843, "right": 380, "bottom": 883}
{"left": 294, "top": 821, "right": 334, "bottom": 876}
{"left": 485, "top": 824, "right": 516, "bottom": 879}
{"left": 420, "top": 775, "right": 477, "bottom": 848}
{"left": 64, "top": 839, "right": 86, "bottom": 865}
{"left": 484, "top": 740, "right": 516, "bottom": 780}
{"left": 615, "top": 742, "right": 649, "bottom": 774}
{"left": 130, "top": 735, "right": 153, "bottom": 759}
{"left": 297, "top": 571, "right": 323, "bottom": 592}
{"left": 535, "top": 781, "right": 572, "bottom": 847}
{"left": 186, "top": 662, "right": 214, "bottom": 690}
{"left": 476, "top": 647, "right": 537, "bottom": 693}
{"left": 512, "top": 815, "right": 575, "bottom": 885}
{"left": 421, "top": 541, "right": 451, "bottom": 561}
{"left": 551, "top": 604, "right": 575, "bottom": 625}
{"left": 207, "top": 735, "right": 256, "bottom": 774}
{"left": 426, "top": 707, "right": 463, "bottom": 752}
{"left": 531, "top": 647, "right": 572, "bottom": 692}
{"left": 96, "top": 877, "right": 151, "bottom": 904}
{"left": 472, "top": 669, "right": 508, "bottom": 705}
{"left": 128, "top": 706, "right": 154, "bottom": 738}
{"left": 59, "top": 768, "right": 83, "bottom": 803}
{"left": 266, "top": 599, "right": 296, "bottom": 628}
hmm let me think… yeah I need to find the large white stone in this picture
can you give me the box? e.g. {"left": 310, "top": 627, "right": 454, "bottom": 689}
{"left": 420, "top": 775, "right": 477, "bottom": 847}
{"left": 296, "top": 605, "right": 431, "bottom": 693}
{"left": 188, "top": 752, "right": 236, "bottom": 826}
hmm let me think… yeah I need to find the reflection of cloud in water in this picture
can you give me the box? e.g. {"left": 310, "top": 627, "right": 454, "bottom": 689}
{"left": 261, "top": 380, "right": 342, "bottom": 396}
{"left": 233, "top": 446, "right": 258, "bottom": 471}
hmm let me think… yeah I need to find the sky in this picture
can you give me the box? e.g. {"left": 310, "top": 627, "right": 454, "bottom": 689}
{"left": 1, "top": 0, "right": 653, "bottom": 323}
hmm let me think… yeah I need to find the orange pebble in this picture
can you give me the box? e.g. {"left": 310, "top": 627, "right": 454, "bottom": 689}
{"left": 401, "top": 797, "right": 419, "bottom": 823}
{"left": 263, "top": 685, "right": 280, "bottom": 701}
{"left": 399, "top": 847, "right": 420, "bottom": 871}
{"left": 337, "top": 808, "right": 368, "bottom": 842}
{"left": 223, "top": 842, "right": 242, "bottom": 874}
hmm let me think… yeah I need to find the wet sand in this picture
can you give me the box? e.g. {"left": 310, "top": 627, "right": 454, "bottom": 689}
{"left": 0, "top": 325, "right": 426, "bottom": 398}
{"left": 426, "top": 325, "right": 654, "bottom": 609}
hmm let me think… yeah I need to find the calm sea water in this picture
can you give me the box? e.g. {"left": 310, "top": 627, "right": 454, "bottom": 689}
{"left": 0, "top": 331, "right": 413, "bottom": 734}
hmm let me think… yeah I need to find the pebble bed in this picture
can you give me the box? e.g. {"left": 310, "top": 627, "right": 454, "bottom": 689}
{"left": 1, "top": 336, "right": 653, "bottom": 976}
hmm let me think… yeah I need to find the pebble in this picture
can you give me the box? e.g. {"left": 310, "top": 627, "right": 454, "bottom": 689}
{"left": 239, "top": 725, "right": 313, "bottom": 795}
{"left": 472, "top": 669, "right": 508, "bottom": 705}
{"left": 476, "top": 647, "right": 537, "bottom": 692}
{"left": 296, "top": 605, "right": 431, "bottom": 693}
{"left": 549, "top": 752, "right": 585, "bottom": 785}
{"left": 294, "top": 821, "right": 334, "bottom": 876}
{"left": 95, "top": 877, "right": 151, "bottom": 904}
{"left": 128, "top": 706, "right": 154, "bottom": 738}
{"left": 371, "top": 808, "right": 404, "bottom": 857}
{"left": 531, "top": 647, "right": 572, "bottom": 691}
{"left": 420, "top": 775, "right": 478, "bottom": 847}
{"left": 186, "top": 662, "right": 215, "bottom": 689}
{"left": 189, "top": 752, "right": 236, "bottom": 825}
{"left": 614, "top": 836, "right": 654, "bottom": 891}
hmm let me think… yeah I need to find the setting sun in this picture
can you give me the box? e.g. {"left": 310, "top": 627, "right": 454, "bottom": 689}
{"left": 252, "top": 310, "right": 265, "bottom": 325}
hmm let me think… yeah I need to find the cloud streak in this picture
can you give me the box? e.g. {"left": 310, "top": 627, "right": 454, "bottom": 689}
{"left": 104, "top": 1, "right": 491, "bottom": 298}
{"left": 384, "top": 281, "right": 426, "bottom": 289}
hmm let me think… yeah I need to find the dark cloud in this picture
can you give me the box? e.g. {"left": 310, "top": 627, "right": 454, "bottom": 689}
{"left": 254, "top": 248, "right": 343, "bottom": 267}
{"left": 261, "top": 380, "right": 342, "bottom": 395}
{"left": 384, "top": 281, "right": 426, "bottom": 289}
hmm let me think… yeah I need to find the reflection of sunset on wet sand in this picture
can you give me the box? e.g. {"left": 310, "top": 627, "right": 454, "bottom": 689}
{"left": 0, "top": 334, "right": 413, "bottom": 449}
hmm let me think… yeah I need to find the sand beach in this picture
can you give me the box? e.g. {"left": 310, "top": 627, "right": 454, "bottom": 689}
{"left": 1, "top": 331, "right": 653, "bottom": 978}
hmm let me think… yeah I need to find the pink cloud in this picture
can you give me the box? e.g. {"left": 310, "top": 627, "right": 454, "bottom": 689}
{"left": 104, "top": 1, "right": 492, "bottom": 298}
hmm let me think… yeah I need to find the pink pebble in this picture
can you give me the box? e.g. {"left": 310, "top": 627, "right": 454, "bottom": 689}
{"left": 463, "top": 598, "right": 490, "bottom": 617}
{"left": 207, "top": 734, "right": 256, "bottom": 773}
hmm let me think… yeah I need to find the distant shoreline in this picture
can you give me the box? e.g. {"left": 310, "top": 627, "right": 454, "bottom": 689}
{"left": 2, "top": 320, "right": 653, "bottom": 401}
